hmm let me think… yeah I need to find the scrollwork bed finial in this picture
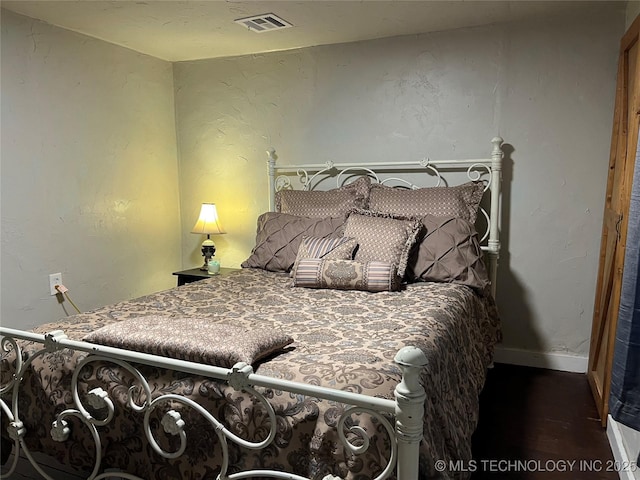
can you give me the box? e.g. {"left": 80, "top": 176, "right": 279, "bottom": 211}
{"left": 491, "top": 137, "right": 504, "bottom": 170}
{"left": 50, "top": 419, "right": 70, "bottom": 442}
{"left": 44, "top": 330, "right": 68, "bottom": 352}
{"left": 161, "top": 410, "right": 186, "bottom": 436}
{"left": 228, "top": 362, "right": 254, "bottom": 391}
{"left": 266, "top": 148, "right": 277, "bottom": 177}
{"left": 86, "top": 387, "right": 112, "bottom": 411}
{"left": 8, "top": 420, "right": 26, "bottom": 441}
{"left": 267, "top": 148, "right": 277, "bottom": 211}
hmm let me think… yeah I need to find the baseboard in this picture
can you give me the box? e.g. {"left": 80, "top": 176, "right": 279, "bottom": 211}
{"left": 607, "top": 415, "right": 639, "bottom": 480}
{"left": 493, "top": 346, "right": 588, "bottom": 373}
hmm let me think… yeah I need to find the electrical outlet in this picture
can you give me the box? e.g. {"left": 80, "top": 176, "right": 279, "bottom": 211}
{"left": 49, "top": 273, "right": 62, "bottom": 296}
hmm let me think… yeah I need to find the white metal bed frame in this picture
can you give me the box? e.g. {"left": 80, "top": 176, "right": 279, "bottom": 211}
{"left": 268, "top": 136, "right": 503, "bottom": 297}
{"left": 0, "top": 136, "right": 503, "bottom": 480}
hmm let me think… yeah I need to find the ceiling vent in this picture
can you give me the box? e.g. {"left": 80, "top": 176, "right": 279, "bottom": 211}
{"left": 234, "top": 13, "right": 293, "bottom": 33}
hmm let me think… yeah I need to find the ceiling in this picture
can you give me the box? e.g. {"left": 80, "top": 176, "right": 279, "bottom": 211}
{"left": 0, "top": 1, "right": 622, "bottom": 62}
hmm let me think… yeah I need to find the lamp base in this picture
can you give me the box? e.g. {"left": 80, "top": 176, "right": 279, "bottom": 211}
{"left": 200, "top": 239, "right": 216, "bottom": 270}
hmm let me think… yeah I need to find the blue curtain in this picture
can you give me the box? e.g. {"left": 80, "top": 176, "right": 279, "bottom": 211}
{"left": 609, "top": 132, "right": 640, "bottom": 431}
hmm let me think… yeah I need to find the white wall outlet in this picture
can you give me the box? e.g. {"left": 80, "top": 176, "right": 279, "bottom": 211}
{"left": 49, "top": 273, "right": 62, "bottom": 296}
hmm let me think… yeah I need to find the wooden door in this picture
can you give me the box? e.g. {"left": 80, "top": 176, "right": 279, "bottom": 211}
{"left": 588, "top": 14, "right": 640, "bottom": 426}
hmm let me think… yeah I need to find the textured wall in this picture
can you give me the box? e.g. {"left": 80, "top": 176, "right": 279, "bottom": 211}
{"left": 174, "top": 6, "right": 624, "bottom": 359}
{"left": 628, "top": 1, "right": 640, "bottom": 28}
{"left": 1, "top": 10, "right": 181, "bottom": 330}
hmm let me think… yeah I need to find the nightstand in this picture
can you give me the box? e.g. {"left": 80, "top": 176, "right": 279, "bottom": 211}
{"left": 172, "top": 267, "right": 239, "bottom": 287}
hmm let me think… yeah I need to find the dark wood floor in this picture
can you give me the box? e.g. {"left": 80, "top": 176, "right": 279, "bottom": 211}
{"left": 471, "top": 363, "right": 617, "bottom": 480}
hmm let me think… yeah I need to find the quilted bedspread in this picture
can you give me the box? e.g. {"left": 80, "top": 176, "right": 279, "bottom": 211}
{"left": 2, "top": 268, "right": 500, "bottom": 480}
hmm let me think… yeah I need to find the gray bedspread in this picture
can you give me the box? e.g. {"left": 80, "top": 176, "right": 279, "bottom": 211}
{"left": 3, "top": 268, "right": 500, "bottom": 479}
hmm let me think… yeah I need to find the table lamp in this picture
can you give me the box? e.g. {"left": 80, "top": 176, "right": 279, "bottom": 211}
{"left": 191, "top": 203, "right": 226, "bottom": 270}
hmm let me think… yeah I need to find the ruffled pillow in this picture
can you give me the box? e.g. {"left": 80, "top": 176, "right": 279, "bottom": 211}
{"left": 342, "top": 209, "right": 422, "bottom": 279}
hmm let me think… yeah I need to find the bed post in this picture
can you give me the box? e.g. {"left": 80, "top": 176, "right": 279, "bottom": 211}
{"left": 267, "top": 148, "right": 276, "bottom": 212}
{"left": 488, "top": 136, "right": 504, "bottom": 298}
{"left": 394, "top": 346, "right": 428, "bottom": 480}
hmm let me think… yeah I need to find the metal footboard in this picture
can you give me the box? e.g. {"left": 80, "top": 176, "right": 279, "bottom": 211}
{"left": 0, "top": 327, "right": 428, "bottom": 480}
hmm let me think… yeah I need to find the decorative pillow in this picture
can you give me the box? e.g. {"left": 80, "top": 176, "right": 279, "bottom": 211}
{"left": 276, "top": 176, "right": 371, "bottom": 217}
{"left": 241, "top": 212, "right": 346, "bottom": 272}
{"left": 83, "top": 316, "right": 294, "bottom": 368}
{"left": 343, "top": 209, "right": 422, "bottom": 278}
{"left": 293, "top": 259, "right": 399, "bottom": 292}
{"left": 291, "top": 235, "right": 358, "bottom": 277}
{"left": 406, "top": 215, "right": 490, "bottom": 292}
{"left": 368, "top": 181, "right": 485, "bottom": 223}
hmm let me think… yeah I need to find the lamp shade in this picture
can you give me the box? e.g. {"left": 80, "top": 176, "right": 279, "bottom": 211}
{"left": 191, "top": 203, "right": 226, "bottom": 235}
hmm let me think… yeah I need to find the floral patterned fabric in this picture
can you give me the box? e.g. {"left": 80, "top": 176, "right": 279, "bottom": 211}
{"left": 1, "top": 268, "right": 500, "bottom": 480}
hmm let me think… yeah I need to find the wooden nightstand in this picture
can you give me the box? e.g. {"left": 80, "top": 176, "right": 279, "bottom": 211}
{"left": 172, "top": 267, "right": 239, "bottom": 287}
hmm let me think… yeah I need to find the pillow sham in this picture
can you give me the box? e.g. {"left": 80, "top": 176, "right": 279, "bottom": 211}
{"left": 368, "top": 181, "right": 485, "bottom": 223}
{"left": 293, "top": 258, "right": 399, "bottom": 292}
{"left": 291, "top": 235, "right": 358, "bottom": 277}
{"left": 343, "top": 209, "right": 422, "bottom": 278}
{"left": 406, "top": 215, "right": 490, "bottom": 292}
{"left": 83, "top": 316, "right": 294, "bottom": 368}
{"left": 276, "top": 176, "right": 371, "bottom": 217}
{"left": 241, "top": 212, "right": 346, "bottom": 272}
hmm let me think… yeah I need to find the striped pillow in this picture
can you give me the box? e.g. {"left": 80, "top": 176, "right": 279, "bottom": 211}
{"left": 291, "top": 235, "right": 358, "bottom": 277}
{"left": 293, "top": 258, "right": 399, "bottom": 292}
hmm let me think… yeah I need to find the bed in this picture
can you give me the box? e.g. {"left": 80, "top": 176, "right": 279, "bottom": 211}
{"left": 1, "top": 137, "right": 504, "bottom": 480}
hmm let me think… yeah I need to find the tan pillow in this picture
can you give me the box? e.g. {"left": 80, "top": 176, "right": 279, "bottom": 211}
{"left": 276, "top": 176, "right": 371, "bottom": 217}
{"left": 368, "top": 181, "right": 485, "bottom": 223}
{"left": 241, "top": 212, "right": 346, "bottom": 272}
{"left": 291, "top": 235, "right": 358, "bottom": 277}
{"left": 406, "top": 215, "right": 490, "bottom": 292}
{"left": 343, "top": 209, "right": 422, "bottom": 278}
{"left": 83, "top": 316, "right": 294, "bottom": 367}
{"left": 293, "top": 259, "right": 399, "bottom": 292}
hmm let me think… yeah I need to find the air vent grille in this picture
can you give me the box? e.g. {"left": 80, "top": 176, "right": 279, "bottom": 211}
{"left": 234, "top": 13, "right": 293, "bottom": 33}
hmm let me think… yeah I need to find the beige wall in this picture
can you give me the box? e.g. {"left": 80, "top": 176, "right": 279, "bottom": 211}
{"left": 174, "top": 5, "right": 625, "bottom": 359}
{"left": 0, "top": 4, "right": 628, "bottom": 362}
{"left": 1, "top": 10, "right": 181, "bottom": 330}
{"left": 627, "top": 0, "right": 640, "bottom": 28}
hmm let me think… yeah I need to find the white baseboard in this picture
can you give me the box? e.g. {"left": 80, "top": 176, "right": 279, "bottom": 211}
{"left": 607, "top": 415, "right": 640, "bottom": 480}
{"left": 493, "top": 346, "right": 588, "bottom": 373}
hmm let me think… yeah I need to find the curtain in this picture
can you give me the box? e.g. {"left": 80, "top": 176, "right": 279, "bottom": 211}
{"left": 609, "top": 132, "right": 640, "bottom": 432}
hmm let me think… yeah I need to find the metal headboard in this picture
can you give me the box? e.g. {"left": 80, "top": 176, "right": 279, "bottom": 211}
{"left": 266, "top": 137, "right": 504, "bottom": 297}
